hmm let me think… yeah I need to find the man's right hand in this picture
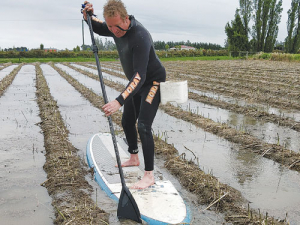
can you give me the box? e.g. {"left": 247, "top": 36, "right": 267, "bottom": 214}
{"left": 82, "top": 1, "right": 94, "bottom": 20}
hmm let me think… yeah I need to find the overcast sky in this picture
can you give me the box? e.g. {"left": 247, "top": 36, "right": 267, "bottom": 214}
{"left": 0, "top": 0, "right": 292, "bottom": 50}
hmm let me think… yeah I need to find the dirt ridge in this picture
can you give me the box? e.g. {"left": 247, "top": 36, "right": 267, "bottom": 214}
{"left": 35, "top": 63, "right": 109, "bottom": 225}
{"left": 55, "top": 62, "right": 288, "bottom": 224}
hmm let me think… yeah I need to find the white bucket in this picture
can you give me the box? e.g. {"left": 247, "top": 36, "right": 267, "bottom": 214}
{"left": 160, "top": 80, "right": 188, "bottom": 105}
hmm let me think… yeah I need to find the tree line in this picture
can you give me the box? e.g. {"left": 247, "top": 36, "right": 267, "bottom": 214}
{"left": 90, "top": 38, "right": 223, "bottom": 51}
{"left": 225, "top": 0, "right": 300, "bottom": 53}
{"left": 153, "top": 40, "right": 222, "bottom": 50}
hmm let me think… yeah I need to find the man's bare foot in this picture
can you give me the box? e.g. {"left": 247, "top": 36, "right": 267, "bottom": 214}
{"left": 130, "top": 171, "right": 155, "bottom": 189}
{"left": 115, "top": 154, "right": 140, "bottom": 167}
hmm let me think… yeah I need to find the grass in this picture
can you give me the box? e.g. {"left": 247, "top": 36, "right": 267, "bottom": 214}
{"left": 1, "top": 55, "right": 236, "bottom": 63}
{"left": 2, "top": 53, "right": 300, "bottom": 64}
{"left": 0, "top": 57, "right": 115, "bottom": 63}
{"left": 160, "top": 55, "right": 234, "bottom": 61}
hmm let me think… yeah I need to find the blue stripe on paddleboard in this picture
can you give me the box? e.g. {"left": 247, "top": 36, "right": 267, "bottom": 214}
{"left": 86, "top": 135, "right": 191, "bottom": 225}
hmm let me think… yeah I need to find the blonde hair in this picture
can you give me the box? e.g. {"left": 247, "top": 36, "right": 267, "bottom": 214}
{"left": 103, "top": 0, "right": 128, "bottom": 20}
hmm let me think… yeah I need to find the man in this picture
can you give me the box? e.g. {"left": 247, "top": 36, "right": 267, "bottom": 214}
{"left": 82, "top": 0, "right": 166, "bottom": 189}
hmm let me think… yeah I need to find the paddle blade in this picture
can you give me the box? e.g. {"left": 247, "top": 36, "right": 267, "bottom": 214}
{"left": 117, "top": 186, "right": 142, "bottom": 223}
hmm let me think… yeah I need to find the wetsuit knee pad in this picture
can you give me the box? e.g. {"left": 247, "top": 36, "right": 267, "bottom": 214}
{"left": 137, "top": 122, "right": 151, "bottom": 138}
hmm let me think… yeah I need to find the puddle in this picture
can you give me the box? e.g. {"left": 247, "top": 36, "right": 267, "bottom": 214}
{"left": 49, "top": 64, "right": 228, "bottom": 224}
{"left": 72, "top": 64, "right": 300, "bottom": 153}
{"left": 0, "top": 65, "right": 54, "bottom": 225}
{"left": 175, "top": 100, "right": 300, "bottom": 153}
{"left": 189, "top": 88, "right": 300, "bottom": 123}
{"left": 0, "top": 65, "right": 18, "bottom": 82}
{"left": 153, "top": 111, "right": 300, "bottom": 224}
{"left": 97, "top": 62, "right": 300, "bottom": 123}
{"left": 58, "top": 63, "right": 300, "bottom": 224}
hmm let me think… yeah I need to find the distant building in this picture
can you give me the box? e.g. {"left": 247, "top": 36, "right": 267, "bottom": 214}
{"left": 4, "top": 47, "right": 28, "bottom": 52}
{"left": 44, "top": 48, "right": 57, "bottom": 52}
{"left": 169, "top": 45, "right": 196, "bottom": 51}
{"left": 180, "top": 45, "right": 196, "bottom": 50}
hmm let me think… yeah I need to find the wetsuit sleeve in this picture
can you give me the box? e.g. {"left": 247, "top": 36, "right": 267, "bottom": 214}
{"left": 116, "top": 32, "right": 151, "bottom": 106}
{"left": 86, "top": 17, "right": 112, "bottom": 37}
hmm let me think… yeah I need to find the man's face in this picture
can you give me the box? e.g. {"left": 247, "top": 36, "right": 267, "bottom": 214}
{"left": 105, "top": 13, "right": 128, "bottom": 38}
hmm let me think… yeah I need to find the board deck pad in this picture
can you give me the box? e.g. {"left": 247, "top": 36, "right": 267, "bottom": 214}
{"left": 87, "top": 133, "right": 191, "bottom": 224}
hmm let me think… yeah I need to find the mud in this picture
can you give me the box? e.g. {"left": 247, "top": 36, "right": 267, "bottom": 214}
{"left": 1, "top": 60, "right": 299, "bottom": 225}
{"left": 0, "top": 65, "right": 54, "bottom": 225}
{"left": 47, "top": 63, "right": 229, "bottom": 224}
{"left": 73, "top": 62, "right": 300, "bottom": 172}
{"left": 36, "top": 63, "right": 109, "bottom": 224}
{"left": 55, "top": 62, "right": 297, "bottom": 224}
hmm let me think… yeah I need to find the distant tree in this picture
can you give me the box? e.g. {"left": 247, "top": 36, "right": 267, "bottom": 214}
{"left": 185, "top": 40, "right": 191, "bottom": 46}
{"left": 81, "top": 44, "right": 90, "bottom": 51}
{"left": 239, "top": 0, "right": 252, "bottom": 50}
{"left": 104, "top": 38, "right": 116, "bottom": 50}
{"left": 95, "top": 37, "right": 105, "bottom": 50}
{"left": 225, "top": 10, "right": 248, "bottom": 52}
{"left": 224, "top": 38, "right": 229, "bottom": 48}
{"left": 40, "top": 43, "right": 44, "bottom": 50}
{"left": 264, "top": 0, "right": 283, "bottom": 52}
{"left": 285, "top": 0, "right": 300, "bottom": 53}
{"left": 165, "top": 44, "right": 170, "bottom": 50}
{"left": 154, "top": 41, "right": 166, "bottom": 50}
{"left": 252, "top": 0, "right": 283, "bottom": 52}
{"left": 73, "top": 46, "right": 81, "bottom": 52}
{"left": 274, "top": 40, "right": 284, "bottom": 51}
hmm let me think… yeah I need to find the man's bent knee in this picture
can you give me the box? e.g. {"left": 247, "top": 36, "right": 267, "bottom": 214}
{"left": 137, "top": 122, "right": 151, "bottom": 138}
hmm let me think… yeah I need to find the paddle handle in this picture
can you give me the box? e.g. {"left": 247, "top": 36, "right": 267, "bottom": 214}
{"left": 85, "top": 12, "right": 126, "bottom": 187}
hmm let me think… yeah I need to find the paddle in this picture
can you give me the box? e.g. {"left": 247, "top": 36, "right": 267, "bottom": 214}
{"left": 82, "top": 3, "right": 142, "bottom": 223}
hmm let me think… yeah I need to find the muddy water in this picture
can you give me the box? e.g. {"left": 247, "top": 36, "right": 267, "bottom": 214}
{"left": 190, "top": 88, "right": 300, "bottom": 123}
{"left": 176, "top": 99, "right": 300, "bottom": 153}
{"left": 0, "top": 65, "right": 18, "bottom": 82}
{"left": 98, "top": 64, "right": 300, "bottom": 123}
{"left": 63, "top": 64, "right": 300, "bottom": 224}
{"left": 153, "top": 111, "right": 300, "bottom": 224}
{"left": 40, "top": 64, "right": 125, "bottom": 224}
{"left": 50, "top": 64, "right": 228, "bottom": 224}
{"left": 0, "top": 65, "right": 54, "bottom": 225}
{"left": 74, "top": 64, "right": 300, "bottom": 153}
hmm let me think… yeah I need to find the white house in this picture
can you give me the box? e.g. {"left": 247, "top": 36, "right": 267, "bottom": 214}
{"left": 169, "top": 45, "right": 196, "bottom": 51}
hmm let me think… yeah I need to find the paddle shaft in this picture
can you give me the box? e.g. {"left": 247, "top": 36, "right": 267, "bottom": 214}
{"left": 85, "top": 12, "right": 126, "bottom": 187}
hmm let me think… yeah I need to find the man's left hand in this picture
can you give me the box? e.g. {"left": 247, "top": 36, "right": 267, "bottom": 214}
{"left": 103, "top": 100, "right": 121, "bottom": 116}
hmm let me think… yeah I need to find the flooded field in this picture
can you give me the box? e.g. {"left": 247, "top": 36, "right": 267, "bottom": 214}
{"left": 1, "top": 60, "right": 300, "bottom": 225}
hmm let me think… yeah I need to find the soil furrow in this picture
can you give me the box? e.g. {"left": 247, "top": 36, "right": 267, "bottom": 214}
{"left": 0, "top": 62, "right": 13, "bottom": 71}
{"left": 0, "top": 64, "right": 23, "bottom": 97}
{"left": 80, "top": 62, "right": 300, "bottom": 131}
{"left": 96, "top": 61, "right": 300, "bottom": 111}
{"left": 35, "top": 63, "right": 109, "bottom": 225}
{"left": 53, "top": 63, "right": 287, "bottom": 224}
{"left": 188, "top": 92, "right": 300, "bottom": 132}
{"left": 68, "top": 63, "right": 300, "bottom": 173}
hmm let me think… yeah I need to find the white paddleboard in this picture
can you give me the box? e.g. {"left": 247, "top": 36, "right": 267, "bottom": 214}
{"left": 86, "top": 133, "right": 191, "bottom": 224}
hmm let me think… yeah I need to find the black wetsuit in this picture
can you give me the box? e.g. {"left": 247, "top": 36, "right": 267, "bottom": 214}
{"left": 90, "top": 15, "right": 166, "bottom": 171}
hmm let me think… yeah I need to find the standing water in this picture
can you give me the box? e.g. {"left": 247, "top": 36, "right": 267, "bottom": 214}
{"left": 0, "top": 65, "right": 54, "bottom": 225}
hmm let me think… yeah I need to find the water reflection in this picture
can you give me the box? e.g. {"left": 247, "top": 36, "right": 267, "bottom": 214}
{"left": 58, "top": 63, "right": 300, "bottom": 224}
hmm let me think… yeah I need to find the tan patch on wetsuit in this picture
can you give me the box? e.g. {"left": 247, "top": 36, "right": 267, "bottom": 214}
{"left": 121, "top": 73, "right": 141, "bottom": 100}
{"left": 146, "top": 81, "right": 159, "bottom": 104}
{"left": 91, "top": 16, "right": 103, "bottom": 23}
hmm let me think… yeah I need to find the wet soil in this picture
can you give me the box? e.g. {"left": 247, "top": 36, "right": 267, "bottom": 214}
{"left": 55, "top": 62, "right": 298, "bottom": 224}
{"left": 35, "top": 63, "right": 109, "bottom": 224}
{"left": 0, "top": 64, "right": 53, "bottom": 225}
{"left": 64, "top": 61, "right": 300, "bottom": 224}
{"left": 71, "top": 62, "right": 300, "bottom": 173}
{"left": 1, "top": 60, "right": 299, "bottom": 225}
